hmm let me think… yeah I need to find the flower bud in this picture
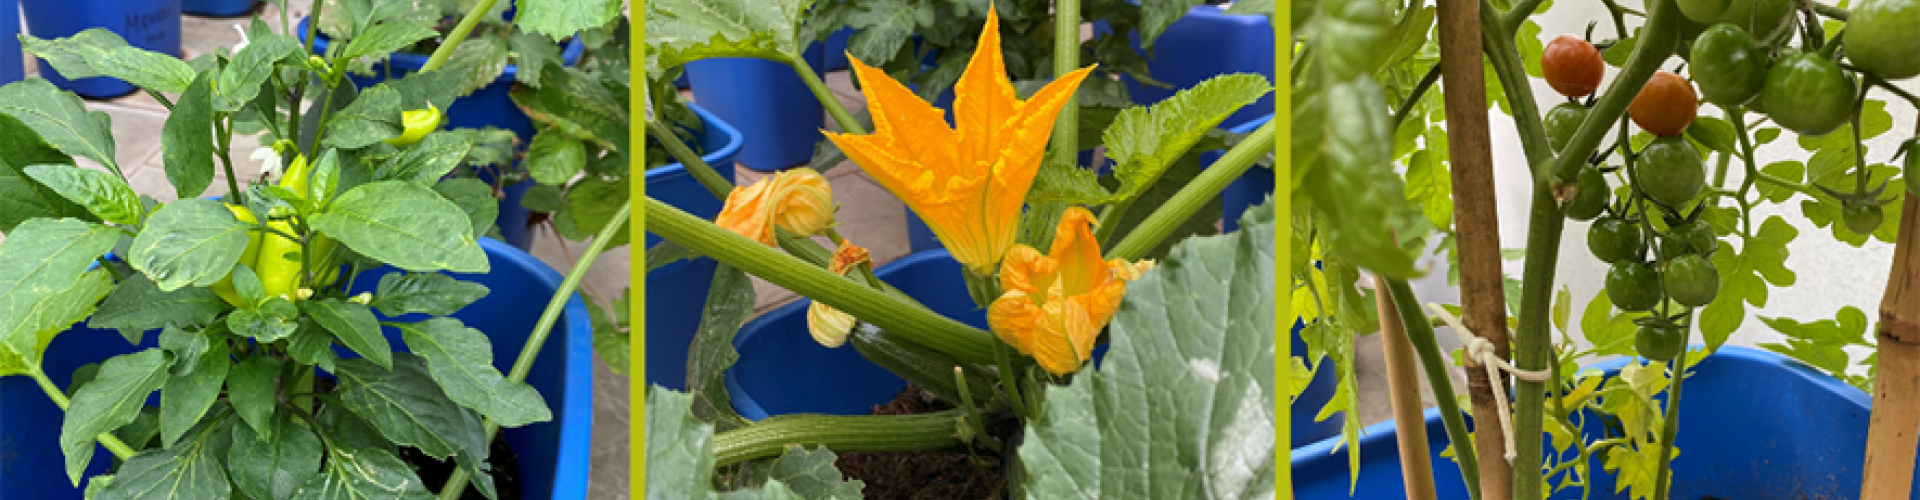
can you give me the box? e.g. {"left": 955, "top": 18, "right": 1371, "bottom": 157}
{"left": 807, "top": 302, "right": 856, "bottom": 348}
{"left": 769, "top": 169, "right": 835, "bottom": 237}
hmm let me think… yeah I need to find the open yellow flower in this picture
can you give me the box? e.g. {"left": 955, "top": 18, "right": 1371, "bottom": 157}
{"left": 713, "top": 168, "right": 835, "bottom": 245}
{"left": 987, "top": 207, "right": 1155, "bottom": 375}
{"left": 808, "top": 240, "right": 872, "bottom": 348}
{"left": 823, "top": 5, "right": 1095, "bottom": 275}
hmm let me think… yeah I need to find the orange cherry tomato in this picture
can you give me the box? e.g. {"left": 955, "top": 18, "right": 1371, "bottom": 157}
{"left": 1628, "top": 71, "right": 1698, "bottom": 136}
{"left": 1543, "top": 35, "right": 1605, "bottom": 98}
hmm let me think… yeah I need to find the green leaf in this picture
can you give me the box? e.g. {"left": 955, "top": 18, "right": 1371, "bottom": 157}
{"left": 216, "top": 34, "right": 301, "bottom": 112}
{"left": 229, "top": 355, "right": 282, "bottom": 442}
{"left": 397, "top": 317, "right": 552, "bottom": 427}
{"left": 1019, "top": 200, "right": 1276, "bottom": 498}
{"left": 162, "top": 70, "right": 218, "bottom": 200}
{"left": 751, "top": 446, "right": 866, "bottom": 499}
{"left": 1141, "top": 0, "right": 1204, "bottom": 48}
{"left": 645, "top": 0, "right": 806, "bottom": 77}
{"left": 1106, "top": 74, "right": 1271, "bottom": 202}
{"left": 0, "top": 218, "right": 119, "bottom": 367}
{"left": 95, "top": 419, "right": 231, "bottom": 500}
{"left": 332, "top": 355, "right": 488, "bottom": 461}
{"left": 1685, "top": 116, "right": 1738, "bottom": 154}
{"left": 566, "top": 177, "right": 630, "bottom": 248}
{"left": 62, "top": 348, "right": 170, "bottom": 485}
{"left": 291, "top": 446, "right": 434, "bottom": 500}
{"left": 307, "top": 299, "right": 392, "bottom": 369}
{"left": 310, "top": 181, "right": 489, "bottom": 273}
{"left": 384, "top": 68, "right": 465, "bottom": 114}
{"left": 158, "top": 339, "right": 228, "bottom": 448}
{"left": 514, "top": 0, "right": 622, "bottom": 41}
{"left": 527, "top": 129, "right": 588, "bottom": 185}
{"left": 434, "top": 177, "right": 500, "bottom": 241}
{"left": 129, "top": 198, "right": 252, "bottom": 290}
{"left": 23, "top": 164, "right": 140, "bottom": 227}
{"left": 645, "top": 390, "right": 830, "bottom": 500}
{"left": 441, "top": 34, "right": 511, "bottom": 97}
{"left": 0, "top": 269, "right": 113, "bottom": 377}
{"left": 1024, "top": 158, "right": 1112, "bottom": 205}
{"left": 587, "top": 292, "right": 630, "bottom": 375}
{"left": 286, "top": 321, "right": 339, "bottom": 373}
{"left": 686, "top": 264, "right": 755, "bottom": 430}
{"left": 377, "top": 132, "right": 471, "bottom": 183}
{"left": 1757, "top": 161, "right": 1804, "bottom": 203}
{"left": 231, "top": 412, "right": 323, "bottom": 500}
{"left": 842, "top": 0, "right": 933, "bottom": 65}
{"left": 370, "top": 272, "right": 490, "bottom": 317}
{"left": 0, "top": 79, "right": 122, "bottom": 175}
{"left": 1404, "top": 149, "right": 1454, "bottom": 227}
{"left": 513, "top": 63, "right": 627, "bottom": 150}
{"left": 21, "top": 29, "right": 196, "bottom": 94}
{"left": 227, "top": 297, "right": 300, "bottom": 342}
{"left": 1101, "top": 152, "right": 1222, "bottom": 261}
{"left": 322, "top": 85, "right": 403, "bottom": 150}
{"left": 645, "top": 240, "right": 701, "bottom": 272}
{"left": 508, "top": 31, "right": 564, "bottom": 88}
{"left": 0, "top": 113, "right": 90, "bottom": 234}
{"left": 338, "top": 22, "right": 438, "bottom": 62}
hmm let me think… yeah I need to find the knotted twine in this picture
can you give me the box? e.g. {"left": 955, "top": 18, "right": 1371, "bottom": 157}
{"left": 1426, "top": 303, "right": 1551, "bottom": 462}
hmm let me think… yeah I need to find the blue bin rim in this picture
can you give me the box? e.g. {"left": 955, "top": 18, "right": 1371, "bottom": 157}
{"left": 1228, "top": 113, "right": 1273, "bottom": 134}
{"left": 723, "top": 248, "right": 959, "bottom": 421}
{"left": 295, "top": 16, "right": 587, "bottom": 82}
{"left": 1288, "top": 344, "right": 1868, "bottom": 465}
{"left": 647, "top": 102, "right": 744, "bottom": 183}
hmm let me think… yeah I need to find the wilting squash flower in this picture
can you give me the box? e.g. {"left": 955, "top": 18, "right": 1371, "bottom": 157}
{"left": 987, "top": 207, "right": 1155, "bottom": 375}
{"left": 823, "top": 5, "right": 1095, "bottom": 276}
{"left": 714, "top": 168, "right": 835, "bottom": 245}
{"left": 808, "top": 240, "right": 872, "bottom": 348}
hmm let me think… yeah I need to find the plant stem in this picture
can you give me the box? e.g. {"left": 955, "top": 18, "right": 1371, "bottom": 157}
{"left": 1105, "top": 120, "right": 1274, "bottom": 261}
{"left": 1481, "top": 0, "right": 1554, "bottom": 171}
{"left": 952, "top": 366, "right": 1003, "bottom": 453}
{"left": 1383, "top": 278, "right": 1480, "bottom": 499}
{"left": 712, "top": 410, "right": 965, "bottom": 467}
{"left": 421, "top": 0, "right": 502, "bottom": 73}
{"left": 144, "top": 88, "right": 175, "bottom": 110}
{"left": 792, "top": 58, "right": 866, "bottom": 135}
{"left": 1392, "top": 64, "right": 1443, "bottom": 127}
{"left": 647, "top": 197, "right": 998, "bottom": 363}
{"left": 28, "top": 368, "right": 136, "bottom": 460}
{"left": 1051, "top": 0, "right": 1081, "bottom": 162}
{"left": 1375, "top": 275, "right": 1442, "bottom": 500}
{"left": 647, "top": 120, "right": 733, "bottom": 199}
{"left": 1650, "top": 357, "right": 1688, "bottom": 500}
{"left": 216, "top": 116, "right": 246, "bottom": 205}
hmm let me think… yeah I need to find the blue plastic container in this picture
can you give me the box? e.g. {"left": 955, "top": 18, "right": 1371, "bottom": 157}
{"left": 182, "top": 0, "right": 255, "bottom": 17}
{"left": 1204, "top": 114, "right": 1274, "bottom": 232}
{"left": 1293, "top": 345, "right": 1904, "bottom": 499}
{"left": 0, "top": 239, "right": 593, "bottom": 499}
{"left": 21, "top": 0, "right": 181, "bottom": 99}
{"left": 823, "top": 27, "right": 854, "bottom": 71}
{"left": 1093, "top": 3, "right": 1275, "bottom": 127}
{"left": 642, "top": 104, "right": 744, "bottom": 392}
{"left": 0, "top": 0, "right": 22, "bottom": 87}
{"left": 686, "top": 43, "right": 828, "bottom": 172}
{"left": 298, "top": 17, "right": 586, "bottom": 143}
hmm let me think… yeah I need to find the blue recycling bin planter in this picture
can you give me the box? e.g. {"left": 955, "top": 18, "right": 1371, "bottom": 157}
{"left": 1204, "top": 114, "right": 1274, "bottom": 232}
{"left": 182, "top": 0, "right": 256, "bottom": 17}
{"left": 0, "top": 0, "right": 21, "bottom": 87}
{"left": 1293, "top": 345, "right": 1902, "bottom": 499}
{"left": 642, "top": 104, "right": 744, "bottom": 392}
{"left": 0, "top": 238, "right": 593, "bottom": 500}
{"left": 686, "top": 42, "right": 828, "bottom": 172}
{"left": 1093, "top": 3, "right": 1275, "bottom": 127}
{"left": 22, "top": 0, "right": 181, "bottom": 99}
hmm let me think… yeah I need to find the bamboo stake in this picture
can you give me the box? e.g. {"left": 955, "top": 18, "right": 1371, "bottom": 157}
{"left": 1862, "top": 194, "right": 1920, "bottom": 500}
{"left": 1435, "top": 0, "right": 1513, "bottom": 495}
{"left": 1377, "top": 275, "right": 1442, "bottom": 500}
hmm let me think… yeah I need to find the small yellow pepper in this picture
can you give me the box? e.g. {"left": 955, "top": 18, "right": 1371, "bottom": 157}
{"left": 386, "top": 105, "right": 443, "bottom": 147}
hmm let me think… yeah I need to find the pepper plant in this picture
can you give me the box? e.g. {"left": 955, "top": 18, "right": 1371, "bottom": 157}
{"left": 0, "top": 0, "right": 618, "bottom": 498}
{"left": 642, "top": 0, "right": 1284, "bottom": 496}
{"left": 1295, "top": 0, "right": 1920, "bottom": 497}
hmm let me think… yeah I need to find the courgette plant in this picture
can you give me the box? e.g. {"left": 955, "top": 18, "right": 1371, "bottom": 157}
{"left": 640, "top": 0, "right": 1286, "bottom": 497}
{"left": 0, "top": 0, "right": 620, "bottom": 498}
{"left": 1294, "top": 0, "right": 1920, "bottom": 497}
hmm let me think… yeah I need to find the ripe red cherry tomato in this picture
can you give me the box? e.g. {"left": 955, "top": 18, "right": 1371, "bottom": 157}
{"left": 1544, "top": 35, "right": 1605, "bottom": 98}
{"left": 1629, "top": 71, "right": 1699, "bottom": 136}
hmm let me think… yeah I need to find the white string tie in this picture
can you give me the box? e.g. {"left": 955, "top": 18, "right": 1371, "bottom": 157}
{"left": 1427, "top": 303, "right": 1551, "bottom": 462}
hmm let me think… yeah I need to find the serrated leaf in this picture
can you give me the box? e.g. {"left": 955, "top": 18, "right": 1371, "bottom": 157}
{"left": 307, "top": 299, "right": 392, "bottom": 369}
{"left": 645, "top": 0, "right": 807, "bottom": 77}
{"left": 1020, "top": 200, "right": 1276, "bottom": 499}
{"left": 527, "top": 129, "right": 587, "bottom": 184}
{"left": 1026, "top": 159, "right": 1112, "bottom": 205}
{"left": 566, "top": 177, "right": 630, "bottom": 249}
{"left": 95, "top": 420, "right": 231, "bottom": 500}
{"left": 310, "top": 181, "right": 489, "bottom": 273}
{"left": 753, "top": 446, "right": 866, "bottom": 499}
{"left": 332, "top": 355, "right": 488, "bottom": 461}
{"left": 514, "top": 0, "right": 622, "bottom": 41}
{"left": 163, "top": 70, "right": 218, "bottom": 199}
{"left": 1106, "top": 74, "right": 1271, "bottom": 202}
{"left": 370, "top": 272, "right": 490, "bottom": 317}
{"left": 23, "top": 165, "right": 140, "bottom": 228}
{"left": 159, "top": 339, "right": 228, "bottom": 448}
{"left": 231, "top": 412, "right": 323, "bottom": 500}
{"left": 21, "top": 29, "right": 196, "bottom": 94}
{"left": 0, "top": 79, "right": 121, "bottom": 175}
{"left": 398, "top": 317, "right": 552, "bottom": 427}
{"left": 686, "top": 264, "right": 754, "bottom": 430}
{"left": 441, "top": 33, "right": 511, "bottom": 97}
{"left": 62, "top": 348, "right": 170, "bottom": 485}
{"left": 129, "top": 198, "right": 252, "bottom": 290}
{"left": 514, "top": 63, "right": 627, "bottom": 150}
{"left": 646, "top": 390, "right": 830, "bottom": 500}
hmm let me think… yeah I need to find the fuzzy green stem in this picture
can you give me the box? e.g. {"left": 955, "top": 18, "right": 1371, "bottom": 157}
{"left": 792, "top": 58, "right": 866, "bottom": 135}
{"left": 1106, "top": 120, "right": 1274, "bottom": 261}
{"left": 421, "top": 0, "right": 502, "bottom": 72}
{"left": 1650, "top": 357, "right": 1688, "bottom": 500}
{"left": 1052, "top": 0, "right": 1082, "bottom": 161}
{"left": 712, "top": 411, "right": 965, "bottom": 467}
{"left": 647, "top": 197, "right": 999, "bottom": 363}
{"left": 1383, "top": 278, "right": 1481, "bottom": 500}
{"left": 647, "top": 120, "right": 733, "bottom": 200}
{"left": 952, "top": 366, "right": 1002, "bottom": 453}
{"left": 29, "top": 367, "right": 136, "bottom": 460}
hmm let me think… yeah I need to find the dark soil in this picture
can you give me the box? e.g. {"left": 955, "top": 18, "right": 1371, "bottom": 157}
{"left": 401, "top": 436, "right": 522, "bottom": 500}
{"left": 835, "top": 386, "right": 1007, "bottom": 500}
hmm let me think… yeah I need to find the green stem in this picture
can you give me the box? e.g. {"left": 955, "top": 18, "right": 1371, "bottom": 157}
{"left": 1106, "top": 120, "right": 1274, "bottom": 261}
{"left": 1812, "top": 1, "right": 1849, "bottom": 19}
{"left": 144, "top": 88, "right": 175, "bottom": 111}
{"left": 216, "top": 116, "right": 246, "bottom": 205}
{"left": 952, "top": 366, "right": 1003, "bottom": 453}
{"left": 647, "top": 197, "right": 998, "bottom": 363}
{"left": 712, "top": 411, "right": 965, "bottom": 467}
{"left": 647, "top": 120, "right": 733, "bottom": 199}
{"left": 1481, "top": 0, "right": 1555, "bottom": 174}
{"left": 29, "top": 368, "right": 136, "bottom": 460}
{"left": 1383, "top": 278, "right": 1481, "bottom": 500}
{"left": 1391, "top": 64, "right": 1443, "bottom": 127}
{"left": 1052, "top": 0, "right": 1082, "bottom": 161}
{"left": 792, "top": 58, "right": 866, "bottom": 135}
{"left": 1649, "top": 357, "right": 1688, "bottom": 500}
{"left": 421, "top": 0, "right": 502, "bottom": 73}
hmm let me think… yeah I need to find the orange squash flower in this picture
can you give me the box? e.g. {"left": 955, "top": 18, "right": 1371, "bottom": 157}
{"left": 808, "top": 240, "right": 872, "bottom": 348}
{"left": 823, "top": 5, "right": 1095, "bottom": 275}
{"left": 987, "top": 207, "right": 1154, "bottom": 375}
{"left": 713, "top": 168, "right": 835, "bottom": 245}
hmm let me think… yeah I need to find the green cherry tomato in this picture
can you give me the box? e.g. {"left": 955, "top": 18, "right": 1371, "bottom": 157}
{"left": 1905, "top": 138, "right": 1920, "bottom": 197}
{"left": 1846, "top": 0, "right": 1920, "bottom": 80}
{"left": 1678, "top": 0, "right": 1792, "bottom": 34}
{"left": 1844, "top": 204, "right": 1885, "bottom": 235}
{"left": 1677, "top": 0, "right": 1732, "bottom": 24}
{"left": 1663, "top": 254, "right": 1720, "bottom": 307}
{"left": 1761, "top": 53, "right": 1858, "bottom": 136}
{"left": 1567, "top": 164, "right": 1610, "bottom": 221}
{"left": 1689, "top": 24, "right": 1767, "bottom": 106}
{"left": 1662, "top": 217, "right": 1719, "bottom": 258}
{"left": 1546, "top": 103, "right": 1591, "bottom": 153}
{"left": 1589, "top": 217, "right": 1646, "bottom": 264}
{"left": 1636, "top": 323, "right": 1688, "bottom": 361}
{"left": 1608, "top": 261, "right": 1663, "bottom": 312}
{"left": 1638, "top": 136, "right": 1706, "bottom": 207}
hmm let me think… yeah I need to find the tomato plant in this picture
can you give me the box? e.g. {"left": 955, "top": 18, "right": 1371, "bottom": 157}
{"left": 1761, "top": 52, "right": 1858, "bottom": 136}
{"left": 1629, "top": 71, "right": 1699, "bottom": 136}
{"left": 1688, "top": 24, "right": 1766, "bottom": 107}
{"left": 1547, "top": 102, "right": 1592, "bottom": 152}
{"left": 1545, "top": 35, "right": 1605, "bottom": 98}
{"left": 1637, "top": 135, "right": 1706, "bottom": 207}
